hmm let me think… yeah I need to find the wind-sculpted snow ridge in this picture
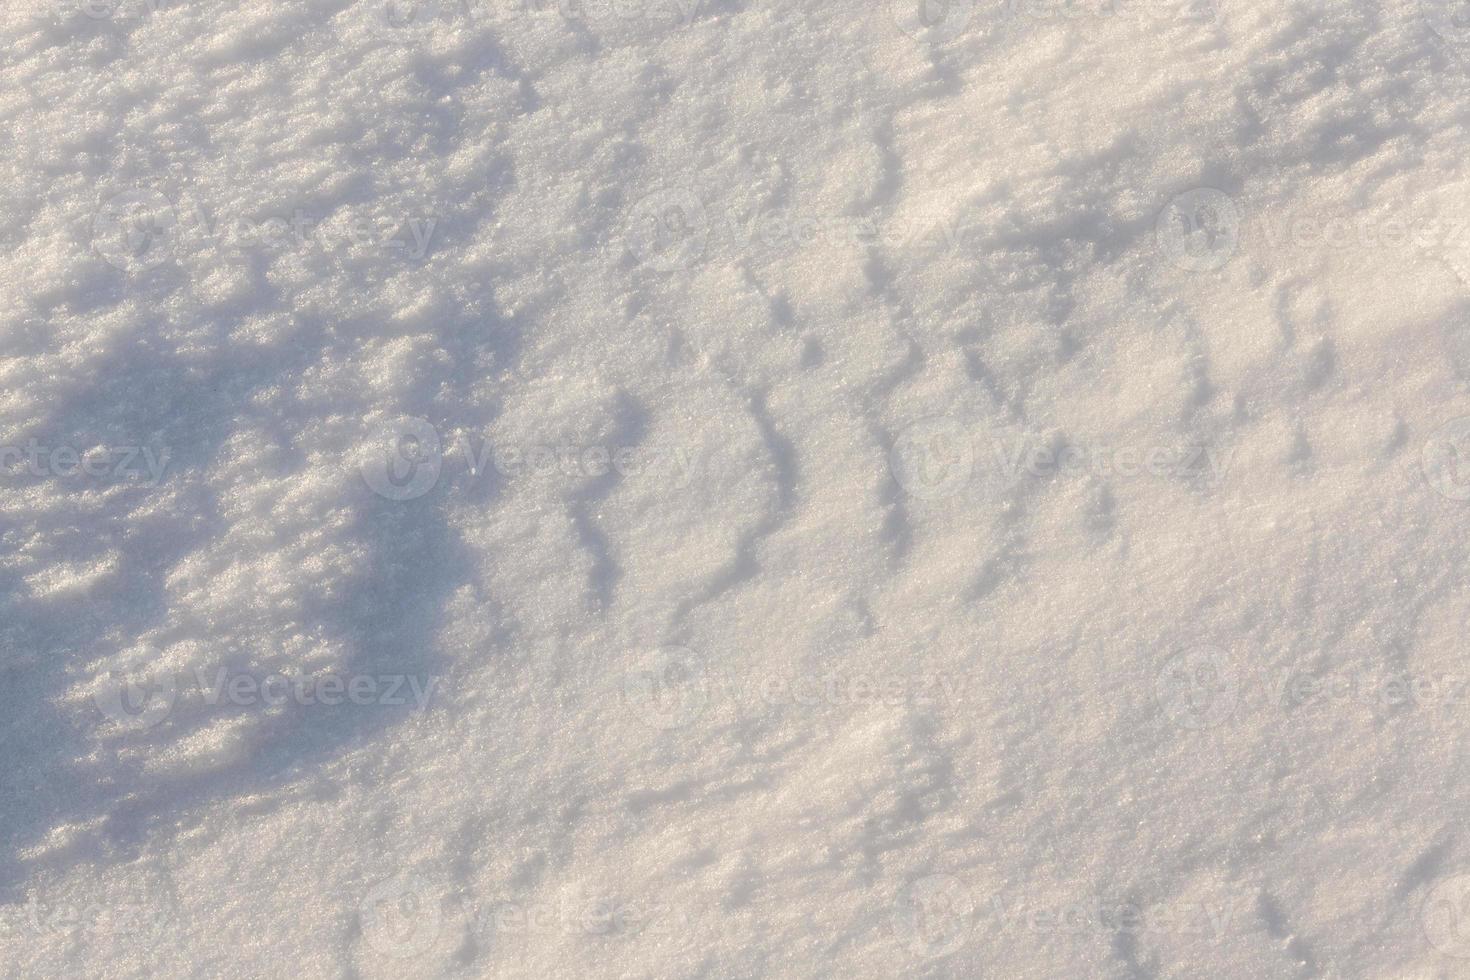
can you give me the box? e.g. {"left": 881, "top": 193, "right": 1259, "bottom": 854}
{"left": 5, "top": 0, "right": 1470, "bottom": 976}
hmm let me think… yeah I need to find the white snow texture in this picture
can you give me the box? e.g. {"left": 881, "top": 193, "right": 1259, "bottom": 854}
{"left": 5, "top": 0, "right": 1470, "bottom": 977}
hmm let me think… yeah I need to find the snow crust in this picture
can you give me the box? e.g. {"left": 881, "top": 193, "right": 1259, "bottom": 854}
{"left": 6, "top": 0, "right": 1470, "bottom": 976}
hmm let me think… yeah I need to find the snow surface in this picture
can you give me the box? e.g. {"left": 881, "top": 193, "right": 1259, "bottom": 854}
{"left": 6, "top": 0, "right": 1470, "bottom": 976}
